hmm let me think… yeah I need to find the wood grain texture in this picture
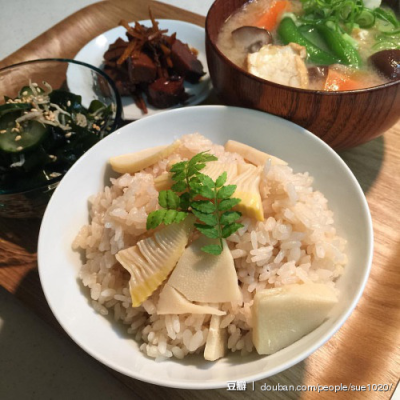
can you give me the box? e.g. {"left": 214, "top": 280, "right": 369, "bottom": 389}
{"left": 0, "top": 1, "right": 399, "bottom": 398}
{"left": 205, "top": 0, "right": 400, "bottom": 150}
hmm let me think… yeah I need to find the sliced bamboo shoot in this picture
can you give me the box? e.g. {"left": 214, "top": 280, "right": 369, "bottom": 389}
{"left": 204, "top": 315, "right": 227, "bottom": 361}
{"left": 168, "top": 236, "right": 243, "bottom": 303}
{"left": 157, "top": 284, "right": 226, "bottom": 315}
{"left": 116, "top": 216, "right": 194, "bottom": 307}
{"left": 252, "top": 283, "right": 338, "bottom": 355}
{"left": 225, "top": 140, "right": 287, "bottom": 166}
{"left": 201, "top": 162, "right": 238, "bottom": 183}
{"left": 232, "top": 163, "right": 264, "bottom": 221}
{"left": 154, "top": 173, "right": 174, "bottom": 192}
{"left": 109, "top": 140, "right": 181, "bottom": 174}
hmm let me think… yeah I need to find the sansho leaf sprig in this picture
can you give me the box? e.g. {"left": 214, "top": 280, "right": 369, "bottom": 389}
{"left": 146, "top": 151, "right": 243, "bottom": 255}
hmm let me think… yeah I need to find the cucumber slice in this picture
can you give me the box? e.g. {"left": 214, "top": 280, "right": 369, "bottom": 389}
{"left": 0, "top": 112, "right": 49, "bottom": 153}
{"left": 0, "top": 103, "right": 31, "bottom": 117}
{"left": 18, "top": 85, "right": 44, "bottom": 98}
{"left": 88, "top": 99, "right": 105, "bottom": 114}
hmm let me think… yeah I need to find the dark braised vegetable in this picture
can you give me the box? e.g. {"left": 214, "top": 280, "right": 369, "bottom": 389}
{"left": 147, "top": 77, "right": 188, "bottom": 108}
{"left": 232, "top": 26, "right": 273, "bottom": 53}
{"left": 170, "top": 39, "right": 205, "bottom": 83}
{"left": 0, "top": 82, "right": 115, "bottom": 192}
{"left": 369, "top": 49, "right": 400, "bottom": 80}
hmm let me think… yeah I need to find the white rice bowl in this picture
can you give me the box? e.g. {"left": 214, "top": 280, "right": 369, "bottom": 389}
{"left": 38, "top": 106, "right": 373, "bottom": 389}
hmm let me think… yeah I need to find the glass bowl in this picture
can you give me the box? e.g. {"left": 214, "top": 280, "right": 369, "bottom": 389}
{"left": 0, "top": 59, "right": 123, "bottom": 218}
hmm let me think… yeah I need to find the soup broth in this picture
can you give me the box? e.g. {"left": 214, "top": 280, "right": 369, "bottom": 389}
{"left": 216, "top": 0, "right": 399, "bottom": 90}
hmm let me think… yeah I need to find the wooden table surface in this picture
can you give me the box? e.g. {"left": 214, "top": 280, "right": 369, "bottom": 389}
{"left": 0, "top": 1, "right": 399, "bottom": 398}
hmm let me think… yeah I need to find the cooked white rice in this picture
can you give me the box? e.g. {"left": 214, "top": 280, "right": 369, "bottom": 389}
{"left": 73, "top": 133, "right": 347, "bottom": 360}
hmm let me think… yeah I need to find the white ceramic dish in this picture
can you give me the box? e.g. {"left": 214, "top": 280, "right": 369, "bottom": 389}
{"left": 72, "top": 20, "right": 211, "bottom": 120}
{"left": 38, "top": 106, "right": 373, "bottom": 389}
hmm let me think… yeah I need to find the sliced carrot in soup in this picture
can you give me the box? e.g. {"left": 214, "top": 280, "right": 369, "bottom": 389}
{"left": 324, "top": 69, "right": 365, "bottom": 91}
{"left": 254, "top": 0, "right": 292, "bottom": 31}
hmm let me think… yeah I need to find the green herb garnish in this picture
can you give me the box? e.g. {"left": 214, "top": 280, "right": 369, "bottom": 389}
{"left": 298, "top": 0, "right": 400, "bottom": 47}
{"left": 146, "top": 152, "right": 243, "bottom": 255}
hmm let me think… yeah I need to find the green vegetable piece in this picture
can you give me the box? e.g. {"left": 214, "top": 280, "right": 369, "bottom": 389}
{"left": 278, "top": 17, "right": 340, "bottom": 65}
{"left": 158, "top": 190, "right": 180, "bottom": 209}
{"left": 222, "top": 223, "right": 243, "bottom": 239}
{"left": 374, "top": 7, "right": 400, "bottom": 29}
{"left": 194, "top": 183, "right": 214, "bottom": 199}
{"left": 218, "top": 198, "right": 241, "bottom": 211}
{"left": 146, "top": 151, "right": 244, "bottom": 255}
{"left": 0, "top": 103, "right": 31, "bottom": 118}
{"left": 220, "top": 211, "right": 241, "bottom": 225}
{"left": 195, "top": 224, "right": 220, "bottom": 239}
{"left": 192, "top": 209, "right": 218, "bottom": 226}
{"left": 146, "top": 209, "right": 188, "bottom": 229}
{"left": 215, "top": 172, "right": 227, "bottom": 188}
{"left": 201, "top": 244, "right": 223, "bottom": 256}
{"left": 191, "top": 200, "right": 216, "bottom": 214}
{"left": 164, "top": 209, "right": 181, "bottom": 225}
{"left": 356, "top": 9, "right": 375, "bottom": 29}
{"left": 217, "top": 184, "right": 236, "bottom": 200}
{"left": 171, "top": 180, "right": 187, "bottom": 192}
{"left": 0, "top": 112, "right": 49, "bottom": 153}
{"left": 315, "top": 24, "right": 362, "bottom": 67}
{"left": 170, "top": 161, "right": 186, "bottom": 173}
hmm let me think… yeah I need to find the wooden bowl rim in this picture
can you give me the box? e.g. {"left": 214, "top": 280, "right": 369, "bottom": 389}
{"left": 206, "top": 0, "right": 400, "bottom": 96}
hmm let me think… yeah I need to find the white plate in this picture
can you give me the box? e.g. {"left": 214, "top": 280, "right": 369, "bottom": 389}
{"left": 38, "top": 106, "right": 373, "bottom": 389}
{"left": 72, "top": 20, "right": 211, "bottom": 120}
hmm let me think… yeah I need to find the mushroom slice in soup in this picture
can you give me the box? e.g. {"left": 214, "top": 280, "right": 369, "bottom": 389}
{"left": 231, "top": 26, "right": 273, "bottom": 53}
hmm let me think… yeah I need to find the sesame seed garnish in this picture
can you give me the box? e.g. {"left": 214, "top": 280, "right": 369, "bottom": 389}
{"left": 65, "top": 132, "right": 72, "bottom": 138}
{"left": 30, "top": 108, "right": 37, "bottom": 112}
{"left": 0, "top": 130, "right": 6, "bottom": 134}
{"left": 67, "top": 100, "right": 71, "bottom": 107}
{"left": 11, "top": 128, "right": 20, "bottom": 133}
{"left": 15, "top": 135, "right": 22, "bottom": 141}
{"left": 49, "top": 155, "right": 57, "bottom": 161}
{"left": 32, "top": 83, "right": 38, "bottom": 87}
{"left": 22, "top": 91, "right": 28, "bottom": 96}
{"left": 16, "top": 146, "right": 23, "bottom": 151}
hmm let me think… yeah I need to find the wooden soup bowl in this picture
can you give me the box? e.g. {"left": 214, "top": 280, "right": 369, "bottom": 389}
{"left": 205, "top": 0, "right": 400, "bottom": 149}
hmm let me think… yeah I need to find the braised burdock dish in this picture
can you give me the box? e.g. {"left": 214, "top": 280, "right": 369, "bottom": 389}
{"left": 216, "top": 0, "right": 400, "bottom": 90}
{"left": 102, "top": 14, "right": 205, "bottom": 114}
